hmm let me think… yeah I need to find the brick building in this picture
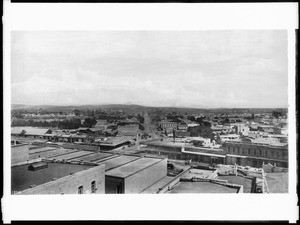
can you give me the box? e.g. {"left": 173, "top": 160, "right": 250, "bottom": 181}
{"left": 223, "top": 140, "right": 288, "bottom": 168}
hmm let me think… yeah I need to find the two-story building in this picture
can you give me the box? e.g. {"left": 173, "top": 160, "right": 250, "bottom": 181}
{"left": 223, "top": 139, "right": 288, "bottom": 168}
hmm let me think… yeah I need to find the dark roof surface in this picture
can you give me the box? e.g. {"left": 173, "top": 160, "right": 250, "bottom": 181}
{"left": 12, "top": 162, "right": 94, "bottom": 192}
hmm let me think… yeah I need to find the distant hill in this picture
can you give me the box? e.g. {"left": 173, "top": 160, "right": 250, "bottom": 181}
{"left": 11, "top": 103, "right": 287, "bottom": 115}
{"left": 11, "top": 104, "right": 148, "bottom": 113}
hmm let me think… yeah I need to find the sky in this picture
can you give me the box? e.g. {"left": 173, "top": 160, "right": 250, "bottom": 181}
{"left": 11, "top": 30, "right": 288, "bottom": 108}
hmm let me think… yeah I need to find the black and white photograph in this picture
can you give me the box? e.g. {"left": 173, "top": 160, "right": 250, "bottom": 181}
{"left": 10, "top": 30, "right": 290, "bottom": 195}
{"left": 2, "top": 2, "right": 298, "bottom": 222}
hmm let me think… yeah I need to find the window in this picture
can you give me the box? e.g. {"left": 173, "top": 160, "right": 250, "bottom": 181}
{"left": 91, "top": 181, "right": 96, "bottom": 193}
{"left": 248, "top": 149, "right": 251, "bottom": 155}
{"left": 78, "top": 186, "right": 83, "bottom": 194}
{"left": 265, "top": 151, "right": 268, "bottom": 157}
{"left": 259, "top": 150, "right": 262, "bottom": 156}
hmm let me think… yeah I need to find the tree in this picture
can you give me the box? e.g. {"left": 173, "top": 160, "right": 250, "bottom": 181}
{"left": 215, "top": 133, "right": 222, "bottom": 144}
{"left": 137, "top": 114, "right": 145, "bottom": 124}
{"left": 224, "top": 118, "right": 230, "bottom": 124}
{"left": 187, "top": 116, "right": 196, "bottom": 121}
{"left": 196, "top": 117, "right": 204, "bottom": 125}
{"left": 188, "top": 126, "right": 213, "bottom": 138}
{"left": 73, "top": 109, "right": 81, "bottom": 116}
{"left": 83, "top": 117, "right": 97, "bottom": 128}
{"left": 272, "top": 110, "right": 282, "bottom": 118}
{"left": 139, "top": 124, "right": 145, "bottom": 131}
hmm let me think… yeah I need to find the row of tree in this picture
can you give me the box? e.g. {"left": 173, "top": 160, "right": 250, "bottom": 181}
{"left": 11, "top": 117, "right": 98, "bottom": 129}
{"left": 187, "top": 126, "right": 213, "bottom": 139}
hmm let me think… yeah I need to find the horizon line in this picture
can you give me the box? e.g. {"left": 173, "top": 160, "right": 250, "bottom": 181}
{"left": 11, "top": 103, "right": 288, "bottom": 110}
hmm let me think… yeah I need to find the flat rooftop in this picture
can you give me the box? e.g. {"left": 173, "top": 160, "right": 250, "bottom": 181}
{"left": 29, "top": 148, "right": 77, "bottom": 160}
{"left": 105, "top": 157, "right": 163, "bottom": 179}
{"left": 47, "top": 151, "right": 94, "bottom": 160}
{"left": 29, "top": 146, "right": 59, "bottom": 154}
{"left": 167, "top": 181, "right": 239, "bottom": 194}
{"left": 265, "top": 172, "right": 288, "bottom": 193}
{"left": 12, "top": 162, "right": 94, "bottom": 192}
{"left": 96, "top": 155, "right": 140, "bottom": 171}
{"left": 148, "top": 140, "right": 186, "bottom": 147}
{"left": 216, "top": 175, "right": 253, "bottom": 193}
{"left": 74, "top": 152, "right": 113, "bottom": 162}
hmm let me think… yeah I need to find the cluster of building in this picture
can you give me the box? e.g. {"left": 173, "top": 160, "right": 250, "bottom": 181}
{"left": 139, "top": 136, "right": 288, "bottom": 169}
{"left": 158, "top": 119, "right": 199, "bottom": 137}
{"left": 12, "top": 138, "right": 277, "bottom": 195}
{"left": 11, "top": 139, "right": 168, "bottom": 194}
{"left": 10, "top": 109, "right": 288, "bottom": 194}
{"left": 11, "top": 123, "right": 140, "bottom": 151}
{"left": 152, "top": 112, "right": 289, "bottom": 169}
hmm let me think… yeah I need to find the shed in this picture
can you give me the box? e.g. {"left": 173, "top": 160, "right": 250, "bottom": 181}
{"left": 28, "top": 162, "right": 48, "bottom": 171}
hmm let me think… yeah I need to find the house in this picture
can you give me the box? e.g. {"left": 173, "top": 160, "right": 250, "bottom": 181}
{"left": 258, "top": 125, "right": 274, "bottom": 133}
{"left": 234, "top": 124, "right": 250, "bottom": 136}
{"left": 95, "top": 120, "right": 107, "bottom": 127}
{"left": 11, "top": 127, "right": 52, "bottom": 138}
{"left": 89, "top": 127, "right": 105, "bottom": 135}
{"left": 219, "top": 134, "right": 240, "bottom": 143}
{"left": 187, "top": 121, "right": 200, "bottom": 127}
{"left": 177, "top": 124, "right": 188, "bottom": 130}
{"left": 159, "top": 121, "right": 178, "bottom": 130}
{"left": 77, "top": 127, "right": 93, "bottom": 134}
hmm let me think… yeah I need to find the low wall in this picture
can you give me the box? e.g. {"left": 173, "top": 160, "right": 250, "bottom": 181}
{"left": 179, "top": 177, "right": 244, "bottom": 193}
